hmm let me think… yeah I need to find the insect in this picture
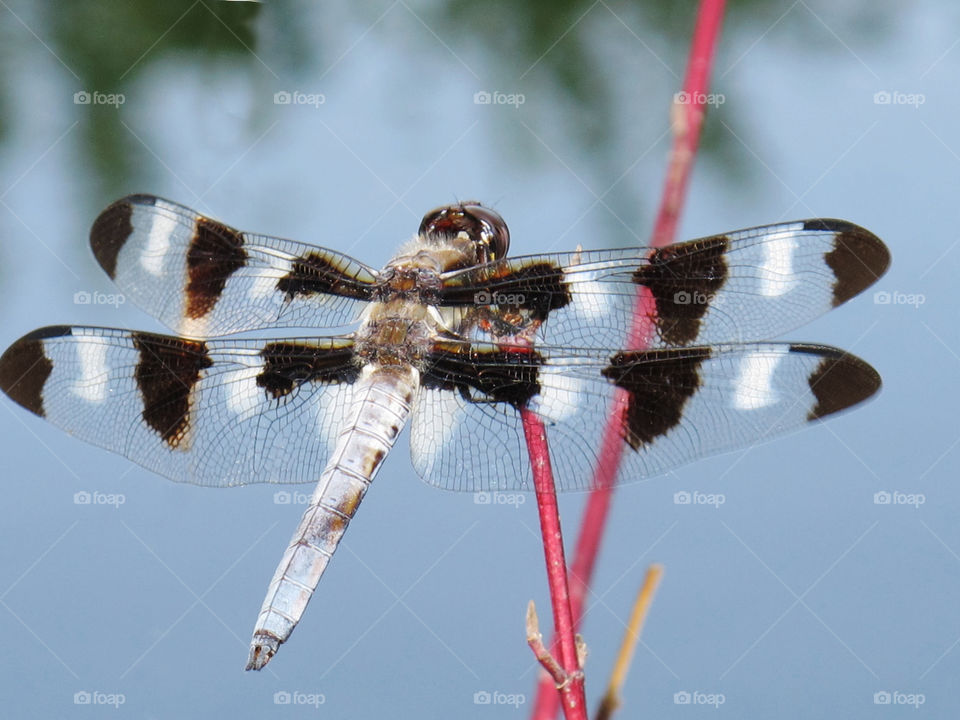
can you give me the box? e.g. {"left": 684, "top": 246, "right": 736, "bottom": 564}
{"left": 0, "top": 195, "right": 889, "bottom": 668}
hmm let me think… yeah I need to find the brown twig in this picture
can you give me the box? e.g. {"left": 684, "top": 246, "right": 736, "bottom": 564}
{"left": 526, "top": 600, "right": 571, "bottom": 687}
{"left": 595, "top": 564, "right": 664, "bottom": 720}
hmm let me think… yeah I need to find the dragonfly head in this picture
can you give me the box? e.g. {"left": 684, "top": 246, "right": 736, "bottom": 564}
{"left": 418, "top": 202, "right": 510, "bottom": 264}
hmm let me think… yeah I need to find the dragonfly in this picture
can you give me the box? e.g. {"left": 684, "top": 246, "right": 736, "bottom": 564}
{"left": 0, "top": 195, "right": 889, "bottom": 669}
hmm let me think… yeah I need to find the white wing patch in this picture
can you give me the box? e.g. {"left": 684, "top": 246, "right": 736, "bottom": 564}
{"left": 571, "top": 279, "right": 612, "bottom": 320}
{"left": 223, "top": 366, "right": 265, "bottom": 421}
{"left": 757, "top": 230, "right": 798, "bottom": 297}
{"left": 313, "top": 377, "right": 358, "bottom": 453}
{"left": 140, "top": 209, "right": 178, "bottom": 277}
{"left": 408, "top": 384, "right": 468, "bottom": 480}
{"left": 732, "top": 348, "right": 786, "bottom": 410}
{"left": 248, "top": 266, "right": 289, "bottom": 301}
{"left": 71, "top": 341, "right": 109, "bottom": 404}
{"left": 531, "top": 366, "right": 584, "bottom": 423}
{"left": 180, "top": 315, "right": 212, "bottom": 341}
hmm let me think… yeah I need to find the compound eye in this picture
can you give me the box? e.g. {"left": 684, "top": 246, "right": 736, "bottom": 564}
{"left": 418, "top": 203, "right": 510, "bottom": 262}
{"left": 464, "top": 205, "right": 510, "bottom": 262}
{"left": 418, "top": 206, "right": 449, "bottom": 238}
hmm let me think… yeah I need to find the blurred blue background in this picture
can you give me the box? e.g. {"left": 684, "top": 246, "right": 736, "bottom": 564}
{"left": 0, "top": 1, "right": 957, "bottom": 717}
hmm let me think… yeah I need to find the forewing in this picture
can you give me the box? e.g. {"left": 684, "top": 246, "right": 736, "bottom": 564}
{"left": 90, "top": 195, "right": 379, "bottom": 337}
{"left": 410, "top": 341, "right": 880, "bottom": 492}
{"left": 0, "top": 326, "right": 363, "bottom": 486}
{"left": 437, "top": 220, "right": 889, "bottom": 349}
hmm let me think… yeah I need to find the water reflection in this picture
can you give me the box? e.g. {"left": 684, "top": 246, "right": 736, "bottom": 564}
{"left": 0, "top": 1, "right": 897, "bottom": 220}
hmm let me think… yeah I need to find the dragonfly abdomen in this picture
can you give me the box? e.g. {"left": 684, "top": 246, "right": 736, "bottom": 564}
{"left": 246, "top": 365, "right": 418, "bottom": 670}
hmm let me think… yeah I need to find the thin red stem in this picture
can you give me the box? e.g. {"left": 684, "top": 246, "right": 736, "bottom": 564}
{"left": 523, "top": 409, "right": 587, "bottom": 720}
{"left": 529, "top": 2, "right": 726, "bottom": 718}
{"left": 650, "top": 0, "right": 726, "bottom": 248}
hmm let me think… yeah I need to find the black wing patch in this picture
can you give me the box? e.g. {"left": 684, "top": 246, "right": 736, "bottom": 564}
{"left": 422, "top": 341, "right": 544, "bottom": 407}
{"left": 437, "top": 259, "right": 572, "bottom": 321}
{"left": 789, "top": 343, "right": 882, "bottom": 420}
{"left": 257, "top": 340, "right": 360, "bottom": 399}
{"left": 277, "top": 251, "right": 378, "bottom": 302}
{"left": 131, "top": 332, "right": 213, "bottom": 448}
{"left": 602, "top": 347, "right": 710, "bottom": 449}
{"left": 0, "top": 325, "right": 60, "bottom": 417}
{"left": 632, "top": 235, "right": 729, "bottom": 346}
{"left": 185, "top": 217, "right": 248, "bottom": 321}
{"left": 89, "top": 197, "right": 134, "bottom": 280}
{"left": 809, "top": 220, "right": 891, "bottom": 307}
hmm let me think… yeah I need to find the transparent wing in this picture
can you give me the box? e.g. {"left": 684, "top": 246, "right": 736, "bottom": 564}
{"left": 410, "top": 341, "right": 880, "bottom": 492}
{"left": 90, "top": 195, "right": 379, "bottom": 337}
{"left": 437, "top": 220, "right": 889, "bottom": 349}
{"left": 0, "top": 326, "right": 364, "bottom": 486}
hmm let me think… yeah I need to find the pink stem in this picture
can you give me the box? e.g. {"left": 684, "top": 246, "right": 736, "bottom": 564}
{"left": 523, "top": 408, "right": 587, "bottom": 720}
{"left": 529, "top": 2, "right": 726, "bottom": 718}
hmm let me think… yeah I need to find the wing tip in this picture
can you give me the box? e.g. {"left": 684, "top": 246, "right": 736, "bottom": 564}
{"left": 789, "top": 344, "right": 882, "bottom": 420}
{"left": 0, "top": 327, "right": 63, "bottom": 417}
{"left": 803, "top": 219, "right": 891, "bottom": 306}
{"left": 20, "top": 325, "right": 74, "bottom": 341}
{"left": 90, "top": 194, "right": 175, "bottom": 279}
{"left": 90, "top": 197, "right": 141, "bottom": 279}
